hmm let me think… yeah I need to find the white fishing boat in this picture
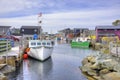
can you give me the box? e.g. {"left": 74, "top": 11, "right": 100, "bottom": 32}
{"left": 27, "top": 40, "right": 54, "bottom": 61}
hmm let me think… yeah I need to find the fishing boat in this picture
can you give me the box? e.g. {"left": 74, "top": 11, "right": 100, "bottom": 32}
{"left": 27, "top": 40, "right": 54, "bottom": 61}
{"left": 71, "top": 37, "right": 90, "bottom": 48}
{"left": 26, "top": 13, "right": 54, "bottom": 61}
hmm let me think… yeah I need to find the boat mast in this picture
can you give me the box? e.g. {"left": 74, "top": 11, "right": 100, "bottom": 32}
{"left": 38, "top": 13, "right": 42, "bottom": 39}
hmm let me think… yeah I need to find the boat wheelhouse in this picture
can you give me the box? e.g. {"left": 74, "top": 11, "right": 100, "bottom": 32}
{"left": 29, "top": 40, "right": 54, "bottom": 48}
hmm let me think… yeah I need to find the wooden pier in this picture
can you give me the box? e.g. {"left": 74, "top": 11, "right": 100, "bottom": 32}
{"left": 0, "top": 40, "right": 27, "bottom": 80}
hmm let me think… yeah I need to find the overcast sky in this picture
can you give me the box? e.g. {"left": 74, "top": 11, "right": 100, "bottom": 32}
{"left": 0, "top": 0, "right": 120, "bottom": 33}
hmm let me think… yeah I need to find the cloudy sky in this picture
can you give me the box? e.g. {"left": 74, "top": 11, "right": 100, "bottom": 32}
{"left": 0, "top": 0, "right": 120, "bottom": 33}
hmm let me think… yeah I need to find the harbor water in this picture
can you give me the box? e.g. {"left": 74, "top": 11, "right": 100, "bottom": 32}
{"left": 8, "top": 43, "right": 97, "bottom": 80}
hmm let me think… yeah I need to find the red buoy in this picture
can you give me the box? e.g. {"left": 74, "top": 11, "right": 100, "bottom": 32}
{"left": 23, "top": 54, "right": 28, "bottom": 59}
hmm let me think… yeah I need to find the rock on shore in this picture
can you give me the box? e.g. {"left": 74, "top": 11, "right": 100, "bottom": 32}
{"left": 0, "top": 56, "right": 18, "bottom": 80}
{"left": 80, "top": 53, "right": 120, "bottom": 80}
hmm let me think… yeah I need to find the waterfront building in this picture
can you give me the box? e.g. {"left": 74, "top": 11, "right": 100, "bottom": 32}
{"left": 10, "top": 27, "right": 21, "bottom": 36}
{"left": 73, "top": 28, "right": 89, "bottom": 37}
{"left": 58, "top": 28, "right": 73, "bottom": 42}
{"left": 0, "top": 26, "right": 18, "bottom": 41}
{"left": 0, "top": 26, "right": 11, "bottom": 36}
{"left": 89, "top": 30, "right": 96, "bottom": 40}
{"left": 95, "top": 26, "right": 120, "bottom": 42}
{"left": 20, "top": 26, "right": 42, "bottom": 40}
{"left": 58, "top": 28, "right": 73, "bottom": 37}
{"left": 57, "top": 28, "right": 89, "bottom": 42}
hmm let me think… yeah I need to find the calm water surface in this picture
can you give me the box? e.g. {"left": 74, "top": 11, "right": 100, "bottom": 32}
{"left": 9, "top": 43, "right": 96, "bottom": 80}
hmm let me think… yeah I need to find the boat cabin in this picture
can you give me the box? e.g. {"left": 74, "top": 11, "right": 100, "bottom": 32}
{"left": 73, "top": 37, "right": 90, "bottom": 42}
{"left": 29, "top": 40, "right": 53, "bottom": 48}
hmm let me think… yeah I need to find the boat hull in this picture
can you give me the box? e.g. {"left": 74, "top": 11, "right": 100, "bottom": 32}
{"left": 28, "top": 47, "right": 53, "bottom": 61}
{"left": 71, "top": 41, "right": 90, "bottom": 48}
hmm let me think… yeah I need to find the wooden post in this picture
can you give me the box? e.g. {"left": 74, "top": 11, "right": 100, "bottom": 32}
{"left": 6, "top": 39, "right": 8, "bottom": 64}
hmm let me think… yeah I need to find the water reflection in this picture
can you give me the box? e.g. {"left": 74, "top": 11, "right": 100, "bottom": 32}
{"left": 9, "top": 43, "right": 97, "bottom": 80}
{"left": 19, "top": 58, "right": 53, "bottom": 80}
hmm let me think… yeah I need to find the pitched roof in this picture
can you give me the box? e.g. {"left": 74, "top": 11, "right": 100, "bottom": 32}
{"left": 96, "top": 25, "right": 120, "bottom": 29}
{"left": 20, "top": 26, "right": 42, "bottom": 35}
{"left": 21, "top": 26, "right": 41, "bottom": 29}
{"left": 73, "top": 28, "right": 89, "bottom": 30}
{"left": 0, "top": 26, "right": 11, "bottom": 28}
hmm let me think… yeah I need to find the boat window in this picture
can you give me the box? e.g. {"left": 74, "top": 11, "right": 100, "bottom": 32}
{"left": 47, "top": 43, "right": 50, "bottom": 45}
{"left": 31, "top": 42, "right": 36, "bottom": 45}
{"left": 42, "top": 42, "right": 46, "bottom": 45}
{"left": 37, "top": 42, "right": 41, "bottom": 45}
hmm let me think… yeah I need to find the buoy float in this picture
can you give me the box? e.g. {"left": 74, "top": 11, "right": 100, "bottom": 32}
{"left": 25, "top": 48, "right": 30, "bottom": 52}
{"left": 23, "top": 48, "right": 30, "bottom": 59}
{"left": 23, "top": 53, "right": 28, "bottom": 59}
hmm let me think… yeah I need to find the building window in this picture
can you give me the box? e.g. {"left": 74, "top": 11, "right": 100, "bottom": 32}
{"left": 37, "top": 42, "right": 41, "bottom": 45}
{"left": 114, "top": 29, "right": 117, "bottom": 31}
{"left": 22, "top": 29, "right": 24, "bottom": 32}
{"left": 47, "top": 43, "right": 50, "bottom": 45}
{"left": 34, "top": 29, "right": 37, "bottom": 32}
{"left": 31, "top": 42, "right": 36, "bottom": 45}
{"left": 42, "top": 42, "right": 46, "bottom": 45}
{"left": 30, "top": 37, "right": 32, "bottom": 40}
